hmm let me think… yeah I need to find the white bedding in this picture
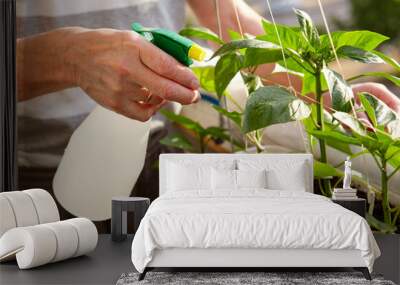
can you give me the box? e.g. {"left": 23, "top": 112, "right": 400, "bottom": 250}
{"left": 131, "top": 190, "right": 380, "bottom": 273}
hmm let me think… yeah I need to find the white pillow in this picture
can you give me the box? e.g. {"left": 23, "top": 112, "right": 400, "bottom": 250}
{"left": 167, "top": 163, "right": 211, "bottom": 191}
{"left": 212, "top": 168, "right": 237, "bottom": 190}
{"left": 236, "top": 169, "right": 267, "bottom": 189}
{"left": 237, "top": 159, "right": 307, "bottom": 191}
{"left": 267, "top": 166, "right": 306, "bottom": 191}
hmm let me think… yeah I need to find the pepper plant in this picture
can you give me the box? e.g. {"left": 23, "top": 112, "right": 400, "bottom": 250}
{"left": 179, "top": 8, "right": 400, "bottom": 232}
{"left": 159, "top": 109, "right": 244, "bottom": 153}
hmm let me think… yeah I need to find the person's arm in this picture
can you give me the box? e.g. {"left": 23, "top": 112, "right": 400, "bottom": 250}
{"left": 17, "top": 27, "right": 200, "bottom": 121}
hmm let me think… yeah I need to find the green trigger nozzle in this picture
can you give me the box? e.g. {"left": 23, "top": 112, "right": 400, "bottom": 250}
{"left": 131, "top": 22, "right": 206, "bottom": 67}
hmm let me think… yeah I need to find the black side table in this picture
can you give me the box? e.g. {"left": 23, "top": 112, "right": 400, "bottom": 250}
{"left": 332, "top": 198, "right": 366, "bottom": 218}
{"left": 111, "top": 197, "right": 150, "bottom": 242}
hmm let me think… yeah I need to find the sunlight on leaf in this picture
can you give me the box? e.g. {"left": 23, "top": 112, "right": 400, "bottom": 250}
{"left": 259, "top": 19, "right": 303, "bottom": 50}
{"left": 293, "top": 8, "right": 320, "bottom": 48}
{"left": 320, "top": 30, "right": 389, "bottom": 51}
{"left": 333, "top": 112, "right": 367, "bottom": 136}
{"left": 192, "top": 66, "right": 216, "bottom": 93}
{"left": 337, "top": 46, "right": 384, "bottom": 64}
{"left": 322, "top": 68, "right": 353, "bottom": 112}
{"left": 362, "top": 93, "right": 398, "bottom": 127}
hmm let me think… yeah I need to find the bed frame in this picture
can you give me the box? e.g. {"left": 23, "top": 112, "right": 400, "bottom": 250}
{"left": 139, "top": 154, "right": 371, "bottom": 280}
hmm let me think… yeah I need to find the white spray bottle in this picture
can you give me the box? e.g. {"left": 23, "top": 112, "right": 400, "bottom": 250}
{"left": 53, "top": 106, "right": 150, "bottom": 221}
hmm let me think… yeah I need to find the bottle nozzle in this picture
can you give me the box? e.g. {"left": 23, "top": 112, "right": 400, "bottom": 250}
{"left": 188, "top": 44, "right": 206, "bottom": 61}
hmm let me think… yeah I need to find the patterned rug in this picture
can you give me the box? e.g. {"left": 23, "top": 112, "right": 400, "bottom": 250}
{"left": 117, "top": 271, "right": 395, "bottom": 285}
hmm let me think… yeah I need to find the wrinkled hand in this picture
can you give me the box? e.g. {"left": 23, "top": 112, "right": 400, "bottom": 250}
{"left": 66, "top": 28, "right": 200, "bottom": 121}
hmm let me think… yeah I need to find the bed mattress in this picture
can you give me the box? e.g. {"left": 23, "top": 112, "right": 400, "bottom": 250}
{"left": 131, "top": 190, "right": 380, "bottom": 273}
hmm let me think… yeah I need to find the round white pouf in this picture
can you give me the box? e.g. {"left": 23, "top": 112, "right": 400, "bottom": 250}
{"left": 0, "top": 195, "right": 17, "bottom": 237}
{"left": 24, "top": 189, "right": 60, "bottom": 224}
{"left": 1, "top": 192, "right": 39, "bottom": 227}
{"left": 66, "top": 218, "right": 98, "bottom": 257}
{"left": 0, "top": 225, "right": 57, "bottom": 269}
{"left": 42, "top": 221, "right": 79, "bottom": 262}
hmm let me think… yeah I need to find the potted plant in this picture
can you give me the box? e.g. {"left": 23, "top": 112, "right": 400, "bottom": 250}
{"left": 174, "top": 8, "right": 400, "bottom": 282}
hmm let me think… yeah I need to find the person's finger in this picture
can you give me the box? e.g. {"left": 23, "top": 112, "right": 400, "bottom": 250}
{"left": 138, "top": 37, "right": 199, "bottom": 90}
{"left": 116, "top": 99, "right": 160, "bottom": 122}
{"left": 146, "top": 94, "right": 164, "bottom": 105}
{"left": 133, "top": 63, "right": 200, "bottom": 104}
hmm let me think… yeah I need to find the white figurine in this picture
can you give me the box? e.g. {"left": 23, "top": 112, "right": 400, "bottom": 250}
{"left": 343, "top": 156, "right": 352, "bottom": 189}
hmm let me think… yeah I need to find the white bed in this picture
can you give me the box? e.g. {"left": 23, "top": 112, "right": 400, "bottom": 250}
{"left": 131, "top": 154, "right": 380, "bottom": 280}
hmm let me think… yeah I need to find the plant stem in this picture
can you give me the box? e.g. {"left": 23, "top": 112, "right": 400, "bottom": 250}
{"left": 380, "top": 157, "right": 391, "bottom": 224}
{"left": 199, "top": 135, "right": 205, "bottom": 153}
{"left": 315, "top": 69, "right": 332, "bottom": 196}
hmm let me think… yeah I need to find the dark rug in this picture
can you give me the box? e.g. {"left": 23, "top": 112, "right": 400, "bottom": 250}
{"left": 116, "top": 272, "right": 395, "bottom": 285}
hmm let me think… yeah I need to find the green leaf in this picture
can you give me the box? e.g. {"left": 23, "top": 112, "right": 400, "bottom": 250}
{"left": 337, "top": 46, "right": 384, "bottom": 64}
{"left": 241, "top": 72, "right": 263, "bottom": 94}
{"left": 366, "top": 213, "right": 397, "bottom": 234}
{"left": 322, "top": 67, "right": 353, "bottom": 112}
{"left": 314, "top": 160, "right": 340, "bottom": 178}
{"left": 160, "top": 110, "right": 204, "bottom": 134}
{"left": 204, "top": 126, "right": 229, "bottom": 141}
{"left": 307, "top": 129, "right": 361, "bottom": 146}
{"left": 203, "top": 126, "right": 244, "bottom": 149}
{"left": 259, "top": 19, "right": 303, "bottom": 50}
{"left": 159, "top": 133, "right": 194, "bottom": 151}
{"left": 211, "top": 39, "right": 278, "bottom": 59}
{"left": 228, "top": 29, "right": 242, "bottom": 41}
{"left": 242, "top": 86, "right": 310, "bottom": 133}
{"left": 179, "top": 26, "right": 224, "bottom": 45}
{"left": 371, "top": 50, "right": 400, "bottom": 72}
{"left": 191, "top": 66, "right": 216, "bottom": 93}
{"left": 359, "top": 93, "right": 377, "bottom": 127}
{"left": 215, "top": 53, "right": 243, "bottom": 97}
{"left": 359, "top": 92, "right": 398, "bottom": 127}
{"left": 348, "top": 72, "right": 400, "bottom": 87}
{"left": 213, "top": 105, "right": 242, "bottom": 127}
{"left": 301, "top": 72, "right": 314, "bottom": 95}
{"left": 301, "top": 72, "right": 330, "bottom": 95}
{"left": 357, "top": 92, "right": 400, "bottom": 140}
{"left": 386, "top": 145, "right": 400, "bottom": 169}
{"left": 243, "top": 48, "right": 283, "bottom": 67}
{"left": 320, "top": 30, "right": 389, "bottom": 51}
{"left": 293, "top": 8, "right": 320, "bottom": 48}
{"left": 332, "top": 112, "right": 367, "bottom": 136}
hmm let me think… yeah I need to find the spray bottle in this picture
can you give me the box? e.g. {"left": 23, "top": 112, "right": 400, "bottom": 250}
{"left": 53, "top": 24, "right": 205, "bottom": 221}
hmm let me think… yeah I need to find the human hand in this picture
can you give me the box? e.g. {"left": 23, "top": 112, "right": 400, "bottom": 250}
{"left": 65, "top": 28, "right": 200, "bottom": 121}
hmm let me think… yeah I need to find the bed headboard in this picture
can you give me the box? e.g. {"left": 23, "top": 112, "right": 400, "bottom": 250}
{"left": 159, "top": 153, "right": 314, "bottom": 196}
